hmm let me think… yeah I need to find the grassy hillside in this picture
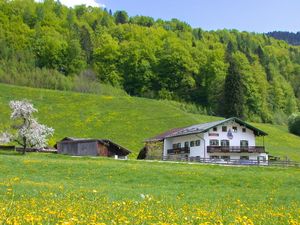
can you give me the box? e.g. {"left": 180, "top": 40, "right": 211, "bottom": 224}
{"left": 0, "top": 83, "right": 299, "bottom": 160}
{"left": 0, "top": 153, "right": 299, "bottom": 224}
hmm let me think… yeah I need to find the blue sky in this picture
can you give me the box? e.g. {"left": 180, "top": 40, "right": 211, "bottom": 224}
{"left": 97, "top": 0, "right": 300, "bottom": 33}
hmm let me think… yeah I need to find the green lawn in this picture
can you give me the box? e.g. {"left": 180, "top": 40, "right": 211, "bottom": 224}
{"left": 0, "top": 153, "right": 299, "bottom": 224}
{"left": 0, "top": 83, "right": 299, "bottom": 160}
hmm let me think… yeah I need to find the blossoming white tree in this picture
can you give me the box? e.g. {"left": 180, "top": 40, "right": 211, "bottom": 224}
{"left": 0, "top": 100, "right": 54, "bottom": 154}
{"left": 0, "top": 132, "right": 11, "bottom": 144}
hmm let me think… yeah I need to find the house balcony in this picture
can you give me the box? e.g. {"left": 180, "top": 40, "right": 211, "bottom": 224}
{"left": 167, "top": 147, "right": 190, "bottom": 155}
{"left": 207, "top": 146, "right": 265, "bottom": 153}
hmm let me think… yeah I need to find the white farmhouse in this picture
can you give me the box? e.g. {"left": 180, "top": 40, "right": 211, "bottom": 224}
{"left": 142, "top": 117, "right": 268, "bottom": 163}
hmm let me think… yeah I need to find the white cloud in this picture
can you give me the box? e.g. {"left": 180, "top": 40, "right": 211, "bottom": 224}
{"left": 36, "top": 0, "right": 105, "bottom": 8}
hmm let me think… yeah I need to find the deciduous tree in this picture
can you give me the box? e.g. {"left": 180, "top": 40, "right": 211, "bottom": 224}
{"left": 1, "top": 100, "right": 54, "bottom": 154}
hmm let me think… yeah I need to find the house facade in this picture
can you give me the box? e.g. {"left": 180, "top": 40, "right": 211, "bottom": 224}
{"left": 142, "top": 118, "right": 268, "bottom": 162}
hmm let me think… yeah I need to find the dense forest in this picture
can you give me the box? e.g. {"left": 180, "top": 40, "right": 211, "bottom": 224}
{"left": 0, "top": 0, "right": 300, "bottom": 124}
{"left": 267, "top": 31, "right": 300, "bottom": 46}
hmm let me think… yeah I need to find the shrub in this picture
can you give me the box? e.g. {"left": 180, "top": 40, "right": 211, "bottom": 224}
{"left": 288, "top": 113, "right": 300, "bottom": 136}
{"left": 0, "top": 60, "right": 127, "bottom": 97}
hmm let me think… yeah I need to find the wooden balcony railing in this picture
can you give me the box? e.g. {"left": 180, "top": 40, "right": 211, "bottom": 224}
{"left": 207, "top": 146, "right": 265, "bottom": 153}
{"left": 167, "top": 147, "right": 190, "bottom": 155}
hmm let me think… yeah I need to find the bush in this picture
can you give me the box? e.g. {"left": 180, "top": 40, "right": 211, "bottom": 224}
{"left": 0, "top": 60, "right": 127, "bottom": 97}
{"left": 288, "top": 113, "right": 300, "bottom": 136}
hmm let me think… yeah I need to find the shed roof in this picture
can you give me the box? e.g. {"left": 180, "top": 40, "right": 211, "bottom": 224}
{"left": 146, "top": 117, "right": 267, "bottom": 141}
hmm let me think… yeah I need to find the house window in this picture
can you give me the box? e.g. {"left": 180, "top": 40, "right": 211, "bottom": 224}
{"left": 213, "top": 127, "right": 217, "bottom": 132}
{"left": 222, "top": 126, "right": 227, "bottom": 132}
{"left": 184, "top": 141, "right": 189, "bottom": 147}
{"left": 195, "top": 140, "right": 201, "bottom": 146}
{"left": 242, "top": 128, "right": 246, "bottom": 133}
{"left": 240, "top": 140, "right": 249, "bottom": 147}
{"left": 240, "top": 156, "right": 249, "bottom": 160}
{"left": 173, "top": 143, "right": 181, "bottom": 149}
{"left": 210, "top": 155, "right": 219, "bottom": 159}
{"left": 221, "top": 140, "right": 230, "bottom": 147}
{"left": 258, "top": 156, "right": 266, "bottom": 162}
{"left": 221, "top": 156, "right": 230, "bottom": 160}
{"left": 232, "top": 126, "right": 238, "bottom": 133}
{"left": 210, "top": 139, "right": 219, "bottom": 146}
{"left": 190, "top": 141, "right": 195, "bottom": 147}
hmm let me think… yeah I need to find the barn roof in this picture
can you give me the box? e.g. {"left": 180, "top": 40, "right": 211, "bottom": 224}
{"left": 60, "top": 137, "right": 90, "bottom": 141}
{"left": 146, "top": 117, "right": 267, "bottom": 141}
{"left": 56, "top": 137, "right": 131, "bottom": 155}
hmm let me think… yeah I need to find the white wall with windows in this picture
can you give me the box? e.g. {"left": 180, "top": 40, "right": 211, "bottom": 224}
{"left": 203, "top": 121, "right": 256, "bottom": 147}
{"left": 163, "top": 133, "right": 205, "bottom": 157}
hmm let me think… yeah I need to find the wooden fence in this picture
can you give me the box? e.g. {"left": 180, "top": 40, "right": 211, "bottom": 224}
{"left": 0, "top": 145, "right": 16, "bottom": 151}
{"left": 145, "top": 156, "right": 300, "bottom": 167}
{"left": 0, "top": 145, "right": 57, "bottom": 153}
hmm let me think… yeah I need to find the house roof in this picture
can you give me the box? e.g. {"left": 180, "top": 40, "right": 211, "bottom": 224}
{"left": 146, "top": 117, "right": 267, "bottom": 141}
{"left": 56, "top": 137, "right": 131, "bottom": 155}
{"left": 145, "top": 127, "right": 185, "bottom": 142}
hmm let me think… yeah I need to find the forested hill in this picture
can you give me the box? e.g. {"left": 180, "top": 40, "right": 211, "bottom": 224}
{"left": 0, "top": 0, "right": 300, "bottom": 124}
{"left": 267, "top": 31, "right": 300, "bottom": 46}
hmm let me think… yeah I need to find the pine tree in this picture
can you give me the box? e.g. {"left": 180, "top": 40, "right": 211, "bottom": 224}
{"left": 223, "top": 60, "right": 244, "bottom": 118}
{"left": 114, "top": 11, "right": 129, "bottom": 24}
{"left": 225, "top": 41, "right": 236, "bottom": 62}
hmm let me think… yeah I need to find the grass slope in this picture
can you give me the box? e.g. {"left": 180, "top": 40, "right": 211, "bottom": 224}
{"left": 0, "top": 153, "right": 299, "bottom": 224}
{"left": 0, "top": 83, "right": 299, "bottom": 160}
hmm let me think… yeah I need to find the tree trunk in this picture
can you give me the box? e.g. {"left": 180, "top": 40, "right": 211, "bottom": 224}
{"left": 22, "top": 146, "right": 26, "bottom": 155}
{"left": 22, "top": 137, "right": 26, "bottom": 155}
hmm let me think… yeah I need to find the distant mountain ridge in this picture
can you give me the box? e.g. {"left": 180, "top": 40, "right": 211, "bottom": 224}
{"left": 266, "top": 31, "right": 300, "bottom": 45}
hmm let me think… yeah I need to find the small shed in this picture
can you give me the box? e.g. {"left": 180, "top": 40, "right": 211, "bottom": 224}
{"left": 56, "top": 137, "right": 131, "bottom": 158}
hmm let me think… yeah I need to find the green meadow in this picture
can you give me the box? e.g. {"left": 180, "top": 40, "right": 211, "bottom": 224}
{"left": 0, "top": 83, "right": 299, "bottom": 160}
{"left": 0, "top": 153, "right": 299, "bottom": 224}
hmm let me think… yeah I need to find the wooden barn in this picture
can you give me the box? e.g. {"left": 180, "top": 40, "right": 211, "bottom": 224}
{"left": 56, "top": 137, "right": 131, "bottom": 158}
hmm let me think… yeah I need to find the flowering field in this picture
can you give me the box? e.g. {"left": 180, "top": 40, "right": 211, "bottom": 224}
{"left": 0, "top": 153, "right": 299, "bottom": 224}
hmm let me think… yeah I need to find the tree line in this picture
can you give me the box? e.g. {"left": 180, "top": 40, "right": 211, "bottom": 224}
{"left": 267, "top": 31, "right": 300, "bottom": 46}
{"left": 0, "top": 0, "right": 299, "bottom": 123}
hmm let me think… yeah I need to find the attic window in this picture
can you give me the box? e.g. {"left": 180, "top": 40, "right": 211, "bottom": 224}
{"left": 222, "top": 126, "right": 227, "bottom": 132}
{"left": 232, "top": 126, "right": 238, "bottom": 133}
{"left": 213, "top": 127, "right": 217, "bottom": 132}
{"left": 242, "top": 128, "right": 246, "bottom": 133}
